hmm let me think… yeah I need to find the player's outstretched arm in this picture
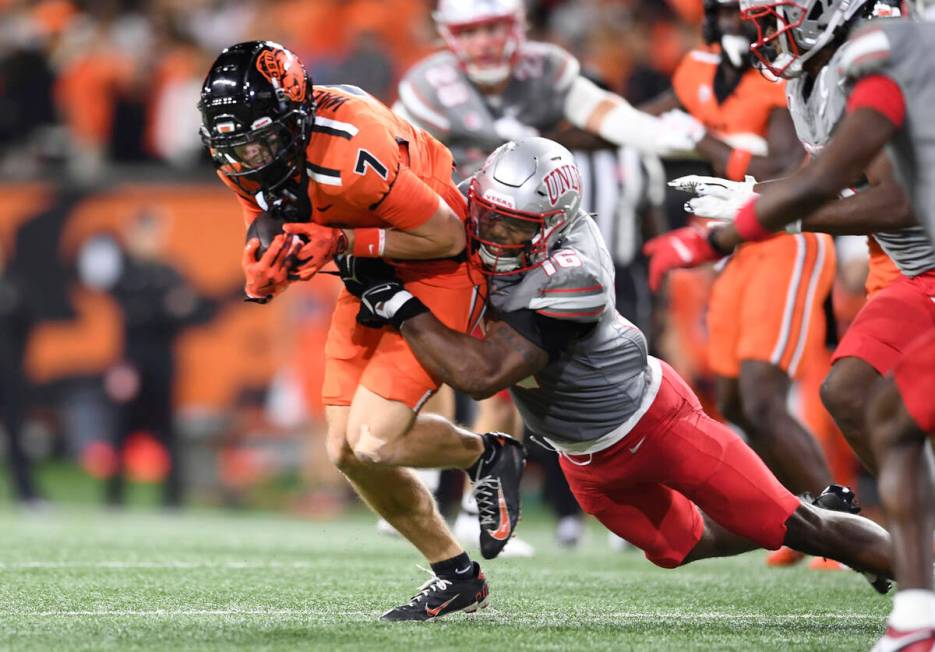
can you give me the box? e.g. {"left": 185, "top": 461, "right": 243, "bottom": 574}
{"left": 562, "top": 76, "right": 700, "bottom": 157}
{"left": 709, "top": 107, "right": 900, "bottom": 253}
{"left": 797, "top": 153, "right": 914, "bottom": 235}
{"left": 401, "top": 315, "right": 549, "bottom": 400}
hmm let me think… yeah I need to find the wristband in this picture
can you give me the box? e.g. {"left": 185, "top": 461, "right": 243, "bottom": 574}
{"left": 725, "top": 148, "right": 753, "bottom": 181}
{"left": 734, "top": 199, "right": 773, "bottom": 242}
{"left": 706, "top": 228, "right": 734, "bottom": 256}
{"left": 352, "top": 228, "right": 386, "bottom": 258}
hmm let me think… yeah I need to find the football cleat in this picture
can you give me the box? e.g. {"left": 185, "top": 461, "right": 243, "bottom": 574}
{"left": 380, "top": 564, "right": 489, "bottom": 622}
{"left": 471, "top": 433, "right": 525, "bottom": 560}
{"left": 812, "top": 484, "right": 892, "bottom": 594}
{"left": 766, "top": 546, "right": 806, "bottom": 567}
{"left": 453, "top": 511, "right": 536, "bottom": 557}
{"left": 871, "top": 626, "right": 935, "bottom": 652}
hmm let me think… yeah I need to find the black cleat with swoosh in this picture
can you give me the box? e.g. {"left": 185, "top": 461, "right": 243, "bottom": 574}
{"left": 380, "top": 564, "right": 489, "bottom": 622}
{"left": 472, "top": 433, "right": 525, "bottom": 560}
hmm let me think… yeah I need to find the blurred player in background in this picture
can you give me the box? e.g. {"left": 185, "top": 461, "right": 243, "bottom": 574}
{"left": 348, "top": 136, "right": 894, "bottom": 592}
{"left": 394, "top": 0, "right": 693, "bottom": 552}
{"left": 643, "top": 3, "right": 840, "bottom": 569}
{"left": 199, "top": 41, "right": 525, "bottom": 621}
{"left": 643, "top": 6, "right": 935, "bottom": 646}
{"left": 657, "top": 0, "right": 928, "bottom": 503}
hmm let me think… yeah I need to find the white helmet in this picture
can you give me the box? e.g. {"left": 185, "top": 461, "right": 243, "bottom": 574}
{"left": 467, "top": 137, "right": 583, "bottom": 275}
{"left": 739, "top": 0, "right": 882, "bottom": 78}
{"left": 434, "top": 0, "right": 526, "bottom": 85}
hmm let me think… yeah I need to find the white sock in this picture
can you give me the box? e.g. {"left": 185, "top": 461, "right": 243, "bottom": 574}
{"left": 889, "top": 589, "right": 935, "bottom": 630}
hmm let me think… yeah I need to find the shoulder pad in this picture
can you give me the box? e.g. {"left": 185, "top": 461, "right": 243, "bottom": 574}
{"left": 525, "top": 249, "right": 608, "bottom": 323}
{"left": 837, "top": 23, "right": 893, "bottom": 80}
{"left": 523, "top": 41, "right": 580, "bottom": 91}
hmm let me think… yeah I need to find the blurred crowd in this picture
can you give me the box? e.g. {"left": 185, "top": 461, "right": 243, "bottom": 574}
{"left": 0, "top": 0, "right": 701, "bottom": 182}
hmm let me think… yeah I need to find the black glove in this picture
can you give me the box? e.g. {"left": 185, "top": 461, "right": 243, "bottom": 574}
{"left": 335, "top": 254, "right": 399, "bottom": 297}
{"left": 358, "top": 281, "right": 429, "bottom": 329}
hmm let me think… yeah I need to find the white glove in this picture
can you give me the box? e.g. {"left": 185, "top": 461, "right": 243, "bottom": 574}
{"left": 658, "top": 109, "right": 706, "bottom": 148}
{"left": 668, "top": 174, "right": 757, "bottom": 196}
{"left": 493, "top": 115, "right": 539, "bottom": 142}
{"left": 669, "top": 175, "right": 759, "bottom": 222}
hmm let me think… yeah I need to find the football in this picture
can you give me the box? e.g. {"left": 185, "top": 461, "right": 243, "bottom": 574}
{"left": 245, "top": 211, "right": 287, "bottom": 260}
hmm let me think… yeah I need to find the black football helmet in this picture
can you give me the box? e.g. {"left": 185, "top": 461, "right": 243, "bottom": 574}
{"left": 199, "top": 41, "right": 314, "bottom": 194}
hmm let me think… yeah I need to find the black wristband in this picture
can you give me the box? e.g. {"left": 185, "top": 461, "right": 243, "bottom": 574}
{"left": 706, "top": 227, "right": 734, "bottom": 256}
{"left": 390, "top": 296, "right": 429, "bottom": 329}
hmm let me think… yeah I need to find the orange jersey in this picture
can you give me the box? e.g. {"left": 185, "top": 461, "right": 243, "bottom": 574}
{"left": 222, "top": 85, "right": 459, "bottom": 233}
{"left": 672, "top": 47, "right": 787, "bottom": 140}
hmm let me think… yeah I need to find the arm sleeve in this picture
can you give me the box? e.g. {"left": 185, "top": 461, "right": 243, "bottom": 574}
{"left": 562, "top": 75, "right": 675, "bottom": 153}
{"left": 496, "top": 309, "right": 592, "bottom": 361}
{"left": 846, "top": 74, "right": 906, "bottom": 128}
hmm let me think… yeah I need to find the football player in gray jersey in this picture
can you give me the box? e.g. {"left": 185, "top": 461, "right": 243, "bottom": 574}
{"left": 395, "top": 0, "right": 693, "bottom": 552}
{"left": 665, "top": 0, "right": 935, "bottom": 483}
{"left": 351, "top": 136, "right": 896, "bottom": 590}
{"left": 643, "top": 7, "right": 935, "bottom": 648}
{"left": 394, "top": 0, "right": 701, "bottom": 180}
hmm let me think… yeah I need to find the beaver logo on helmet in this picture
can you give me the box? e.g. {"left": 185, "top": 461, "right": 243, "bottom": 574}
{"left": 256, "top": 47, "right": 307, "bottom": 103}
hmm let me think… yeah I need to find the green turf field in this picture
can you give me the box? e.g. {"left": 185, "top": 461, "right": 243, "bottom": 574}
{"left": 0, "top": 506, "right": 891, "bottom": 651}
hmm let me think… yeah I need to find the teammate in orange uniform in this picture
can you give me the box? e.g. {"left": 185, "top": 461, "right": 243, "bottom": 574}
{"left": 643, "top": 0, "right": 836, "bottom": 518}
{"left": 199, "top": 41, "right": 524, "bottom": 621}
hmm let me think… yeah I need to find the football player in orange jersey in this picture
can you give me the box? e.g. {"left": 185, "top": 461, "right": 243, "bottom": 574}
{"left": 642, "top": 2, "right": 837, "bottom": 507}
{"left": 199, "top": 41, "right": 524, "bottom": 621}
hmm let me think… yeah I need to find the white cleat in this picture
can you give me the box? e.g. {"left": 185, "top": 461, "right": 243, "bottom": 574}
{"left": 376, "top": 518, "right": 400, "bottom": 538}
{"left": 871, "top": 626, "right": 935, "bottom": 652}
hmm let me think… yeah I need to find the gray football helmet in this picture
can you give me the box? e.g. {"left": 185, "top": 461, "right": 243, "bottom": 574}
{"left": 739, "top": 0, "right": 886, "bottom": 79}
{"left": 467, "top": 137, "right": 583, "bottom": 275}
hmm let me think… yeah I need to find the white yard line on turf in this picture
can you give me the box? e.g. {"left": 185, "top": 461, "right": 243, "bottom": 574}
{"left": 0, "top": 561, "right": 319, "bottom": 569}
{"left": 3, "top": 609, "right": 883, "bottom": 621}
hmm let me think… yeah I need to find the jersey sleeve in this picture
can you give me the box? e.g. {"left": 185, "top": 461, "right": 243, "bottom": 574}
{"left": 336, "top": 121, "right": 442, "bottom": 231}
{"left": 396, "top": 67, "right": 451, "bottom": 137}
{"left": 547, "top": 44, "right": 581, "bottom": 95}
{"left": 525, "top": 251, "right": 609, "bottom": 323}
{"left": 838, "top": 24, "right": 895, "bottom": 82}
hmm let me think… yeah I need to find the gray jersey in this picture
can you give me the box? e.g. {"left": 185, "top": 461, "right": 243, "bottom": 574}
{"left": 397, "top": 41, "right": 579, "bottom": 178}
{"left": 840, "top": 18, "right": 935, "bottom": 243}
{"left": 488, "top": 213, "right": 660, "bottom": 453}
{"left": 786, "top": 33, "right": 935, "bottom": 276}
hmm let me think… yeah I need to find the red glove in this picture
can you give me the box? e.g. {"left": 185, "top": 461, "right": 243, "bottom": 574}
{"left": 283, "top": 222, "right": 346, "bottom": 281}
{"left": 243, "top": 234, "right": 292, "bottom": 302}
{"left": 643, "top": 226, "right": 723, "bottom": 292}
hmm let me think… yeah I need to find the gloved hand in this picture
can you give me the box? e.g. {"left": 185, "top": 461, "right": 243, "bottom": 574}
{"left": 358, "top": 281, "right": 429, "bottom": 329}
{"left": 335, "top": 254, "right": 400, "bottom": 298}
{"left": 643, "top": 225, "right": 727, "bottom": 292}
{"left": 282, "top": 222, "right": 346, "bottom": 281}
{"left": 658, "top": 109, "right": 706, "bottom": 148}
{"left": 669, "top": 174, "right": 759, "bottom": 221}
{"left": 243, "top": 234, "right": 292, "bottom": 303}
{"left": 668, "top": 174, "right": 757, "bottom": 196}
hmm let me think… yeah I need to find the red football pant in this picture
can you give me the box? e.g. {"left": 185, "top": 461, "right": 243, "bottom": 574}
{"left": 560, "top": 361, "right": 801, "bottom": 568}
{"left": 892, "top": 329, "right": 935, "bottom": 433}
